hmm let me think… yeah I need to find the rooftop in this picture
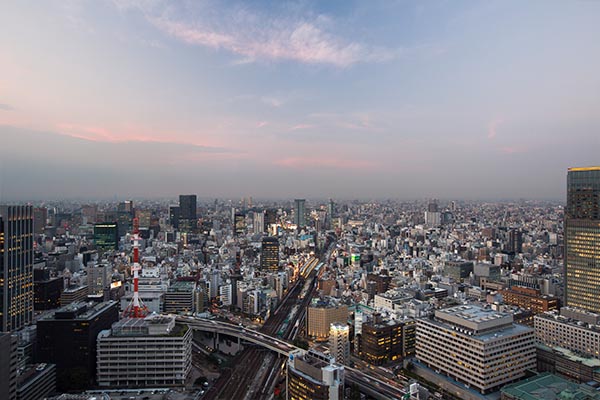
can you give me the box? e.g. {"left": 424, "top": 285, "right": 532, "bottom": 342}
{"left": 501, "top": 372, "right": 600, "bottom": 400}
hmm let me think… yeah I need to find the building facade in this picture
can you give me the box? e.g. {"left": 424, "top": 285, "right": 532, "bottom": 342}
{"left": 260, "top": 237, "right": 279, "bottom": 272}
{"left": 307, "top": 303, "right": 348, "bottom": 340}
{"left": 1, "top": 205, "right": 34, "bottom": 332}
{"left": 93, "top": 223, "right": 119, "bottom": 251}
{"left": 294, "top": 199, "right": 306, "bottom": 228}
{"left": 565, "top": 166, "right": 600, "bottom": 312}
{"left": 287, "top": 349, "right": 344, "bottom": 400}
{"left": 0, "top": 332, "right": 18, "bottom": 400}
{"left": 329, "top": 323, "right": 350, "bottom": 365}
{"left": 36, "top": 301, "right": 119, "bottom": 391}
{"left": 416, "top": 305, "right": 535, "bottom": 394}
{"left": 360, "top": 316, "right": 415, "bottom": 365}
{"left": 97, "top": 315, "right": 192, "bottom": 387}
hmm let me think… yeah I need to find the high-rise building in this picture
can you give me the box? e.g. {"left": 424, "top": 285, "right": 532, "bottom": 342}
{"left": 169, "top": 205, "right": 180, "bottom": 229}
{"left": 253, "top": 211, "right": 265, "bottom": 234}
{"left": 264, "top": 209, "right": 277, "bottom": 233}
{"left": 178, "top": 195, "right": 197, "bottom": 233}
{"left": 164, "top": 281, "right": 195, "bottom": 314}
{"left": 287, "top": 349, "right": 344, "bottom": 400}
{"left": 1, "top": 205, "right": 34, "bottom": 332}
{"left": 564, "top": 166, "right": 600, "bottom": 312}
{"left": 307, "top": 302, "right": 348, "bottom": 339}
{"left": 294, "top": 199, "right": 306, "bottom": 228}
{"left": 97, "top": 315, "right": 192, "bottom": 387}
{"left": 234, "top": 212, "right": 246, "bottom": 236}
{"left": 33, "top": 207, "right": 47, "bottom": 235}
{"left": 416, "top": 305, "right": 535, "bottom": 394}
{"left": 329, "top": 323, "right": 350, "bottom": 365}
{"left": 93, "top": 223, "right": 119, "bottom": 251}
{"left": 260, "top": 237, "right": 279, "bottom": 272}
{"left": 36, "top": 301, "right": 119, "bottom": 391}
{"left": 0, "top": 332, "right": 18, "bottom": 400}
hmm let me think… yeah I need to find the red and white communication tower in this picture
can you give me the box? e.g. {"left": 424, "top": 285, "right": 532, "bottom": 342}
{"left": 123, "top": 217, "right": 149, "bottom": 318}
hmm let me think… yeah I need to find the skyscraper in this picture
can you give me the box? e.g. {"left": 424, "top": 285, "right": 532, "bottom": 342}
{"left": 294, "top": 199, "right": 306, "bottom": 228}
{"left": 1, "top": 205, "right": 34, "bottom": 332}
{"left": 179, "top": 194, "right": 197, "bottom": 233}
{"left": 260, "top": 237, "right": 279, "bottom": 271}
{"left": 565, "top": 166, "right": 600, "bottom": 312}
{"left": 329, "top": 323, "right": 349, "bottom": 365}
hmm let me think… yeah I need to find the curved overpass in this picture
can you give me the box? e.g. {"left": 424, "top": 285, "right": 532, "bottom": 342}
{"left": 176, "top": 316, "right": 407, "bottom": 400}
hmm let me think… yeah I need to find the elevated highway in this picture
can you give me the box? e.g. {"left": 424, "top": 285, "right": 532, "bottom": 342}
{"left": 177, "top": 316, "right": 407, "bottom": 400}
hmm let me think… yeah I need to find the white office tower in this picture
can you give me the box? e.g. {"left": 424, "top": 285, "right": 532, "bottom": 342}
{"left": 253, "top": 211, "right": 265, "bottom": 234}
{"left": 287, "top": 349, "right": 344, "bottom": 400}
{"left": 219, "top": 283, "right": 232, "bottom": 307}
{"left": 329, "top": 323, "right": 350, "bottom": 365}
{"left": 97, "top": 314, "right": 192, "bottom": 387}
{"left": 416, "top": 305, "right": 535, "bottom": 394}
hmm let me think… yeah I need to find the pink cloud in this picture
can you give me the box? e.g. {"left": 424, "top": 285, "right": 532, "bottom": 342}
{"left": 148, "top": 14, "right": 395, "bottom": 67}
{"left": 488, "top": 118, "right": 504, "bottom": 140}
{"left": 290, "top": 124, "right": 314, "bottom": 130}
{"left": 256, "top": 121, "right": 269, "bottom": 128}
{"left": 274, "top": 156, "right": 376, "bottom": 170}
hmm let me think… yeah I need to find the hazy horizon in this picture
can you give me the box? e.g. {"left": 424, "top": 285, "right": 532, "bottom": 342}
{"left": 1, "top": 1, "right": 599, "bottom": 201}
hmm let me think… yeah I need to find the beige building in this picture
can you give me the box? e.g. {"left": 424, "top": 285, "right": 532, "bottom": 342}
{"left": 307, "top": 303, "right": 348, "bottom": 340}
{"left": 535, "top": 307, "right": 600, "bottom": 359}
{"left": 416, "top": 305, "right": 535, "bottom": 394}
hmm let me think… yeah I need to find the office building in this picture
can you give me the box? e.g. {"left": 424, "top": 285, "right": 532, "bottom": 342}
{"left": 444, "top": 260, "right": 473, "bottom": 283}
{"left": 1, "top": 205, "right": 34, "bottom": 332}
{"left": 564, "top": 166, "right": 600, "bottom": 312}
{"left": 253, "top": 211, "right": 265, "bottom": 234}
{"left": 500, "top": 286, "right": 558, "bottom": 314}
{"left": 260, "top": 237, "right": 279, "bottom": 272}
{"left": 16, "top": 363, "right": 56, "bottom": 400}
{"left": 33, "top": 207, "right": 47, "bottom": 235}
{"left": 87, "top": 264, "right": 110, "bottom": 296}
{"left": 360, "top": 315, "right": 415, "bottom": 365}
{"left": 93, "top": 223, "right": 118, "bottom": 251}
{"left": 97, "top": 315, "right": 192, "bottom": 387}
{"left": 416, "top": 305, "right": 535, "bottom": 394}
{"left": 34, "top": 268, "right": 63, "bottom": 311}
{"left": 0, "top": 332, "right": 18, "bottom": 400}
{"left": 169, "top": 205, "right": 180, "bottom": 229}
{"left": 60, "top": 285, "right": 88, "bottom": 306}
{"left": 164, "top": 281, "right": 195, "bottom": 314}
{"left": 537, "top": 344, "right": 600, "bottom": 383}
{"left": 535, "top": 307, "right": 600, "bottom": 359}
{"left": 329, "top": 323, "right": 350, "bottom": 365}
{"left": 234, "top": 212, "right": 246, "bottom": 236}
{"left": 36, "top": 301, "right": 119, "bottom": 391}
{"left": 287, "top": 349, "right": 344, "bottom": 400}
{"left": 178, "top": 195, "right": 197, "bottom": 233}
{"left": 294, "top": 199, "right": 306, "bottom": 228}
{"left": 264, "top": 209, "right": 277, "bottom": 232}
{"left": 307, "top": 301, "right": 348, "bottom": 339}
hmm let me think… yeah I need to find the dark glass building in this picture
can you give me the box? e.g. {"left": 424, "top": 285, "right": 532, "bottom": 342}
{"left": 294, "top": 199, "right": 306, "bottom": 228}
{"left": 0, "top": 332, "right": 17, "bottom": 400}
{"left": 179, "top": 195, "right": 197, "bottom": 233}
{"left": 93, "top": 223, "right": 119, "bottom": 251}
{"left": 359, "top": 315, "right": 415, "bottom": 365}
{"left": 565, "top": 166, "right": 600, "bottom": 312}
{"left": 260, "top": 237, "right": 279, "bottom": 271}
{"left": 1, "top": 205, "right": 34, "bottom": 332}
{"left": 33, "top": 267, "right": 63, "bottom": 311}
{"left": 36, "top": 301, "right": 119, "bottom": 391}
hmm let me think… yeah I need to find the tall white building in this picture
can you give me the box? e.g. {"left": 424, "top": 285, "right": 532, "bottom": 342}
{"left": 97, "top": 314, "right": 192, "bottom": 387}
{"left": 329, "top": 323, "right": 350, "bottom": 365}
{"left": 253, "top": 211, "right": 265, "bottom": 234}
{"left": 219, "top": 284, "right": 232, "bottom": 307}
{"left": 416, "top": 305, "right": 535, "bottom": 394}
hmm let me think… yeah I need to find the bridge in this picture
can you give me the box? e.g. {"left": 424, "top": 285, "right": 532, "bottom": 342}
{"left": 177, "top": 316, "right": 408, "bottom": 400}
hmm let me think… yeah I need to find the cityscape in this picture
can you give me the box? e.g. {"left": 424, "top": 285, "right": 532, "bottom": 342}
{"left": 2, "top": 2, "right": 600, "bottom": 400}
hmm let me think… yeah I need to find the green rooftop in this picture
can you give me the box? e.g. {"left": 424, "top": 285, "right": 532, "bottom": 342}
{"left": 501, "top": 373, "right": 600, "bottom": 400}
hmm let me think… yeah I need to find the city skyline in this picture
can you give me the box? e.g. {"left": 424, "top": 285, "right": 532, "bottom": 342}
{"left": 1, "top": 0, "right": 600, "bottom": 200}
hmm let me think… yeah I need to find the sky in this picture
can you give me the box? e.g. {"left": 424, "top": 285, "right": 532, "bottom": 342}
{"left": 1, "top": 0, "right": 599, "bottom": 201}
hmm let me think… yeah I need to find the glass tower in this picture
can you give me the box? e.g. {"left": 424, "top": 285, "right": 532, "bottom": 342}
{"left": 1, "top": 205, "right": 34, "bottom": 332}
{"left": 565, "top": 166, "right": 600, "bottom": 312}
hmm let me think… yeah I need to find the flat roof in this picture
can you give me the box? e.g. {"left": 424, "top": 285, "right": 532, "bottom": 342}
{"left": 568, "top": 166, "right": 600, "bottom": 172}
{"left": 501, "top": 372, "right": 599, "bottom": 400}
{"left": 437, "top": 305, "right": 509, "bottom": 324}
